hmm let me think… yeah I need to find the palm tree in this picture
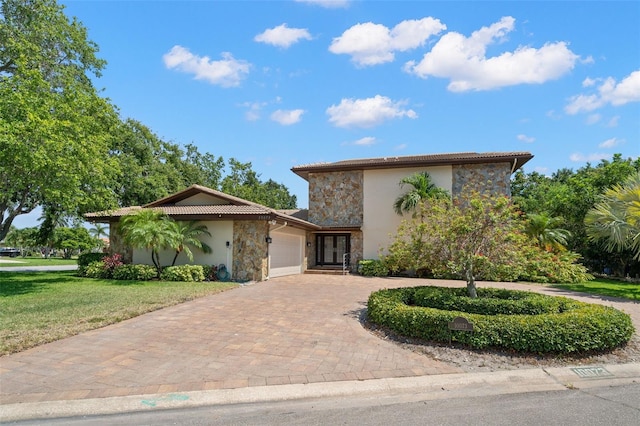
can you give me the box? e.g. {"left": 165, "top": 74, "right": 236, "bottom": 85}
{"left": 118, "top": 209, "right": 174, "bottom": 274}
{"left": 585, "top": 171, "right": 640, "bottom": 260}
{"left": 168, "top": 221, "right": 212, "bottom": 266}
{"left": 393, "top": 172, "right": 450, "bottom": 216}
{"left": 524, "top": 213, "right": 571, "bottom": 252}
{"left": 89, "top": 223, "right": 109, "bottom": 239}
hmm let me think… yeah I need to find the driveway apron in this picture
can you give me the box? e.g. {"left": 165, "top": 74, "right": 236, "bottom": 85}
{"left": 0, "top": 275, "right": 461, "bottom": 404}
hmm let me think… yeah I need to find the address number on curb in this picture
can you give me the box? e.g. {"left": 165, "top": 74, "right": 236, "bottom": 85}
{"left": 571, "top": 366, "right": 614, "bottom": 379}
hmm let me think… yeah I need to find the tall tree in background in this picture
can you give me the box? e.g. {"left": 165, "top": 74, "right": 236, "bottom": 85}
{"left": 0, "top": 0, "right": 119, "bottom": 241}
{"left": 511, "top": 154, "right": 640, "bottom": 274}
{"left": 221, "top": 159, "right": 297, "bottom": 209}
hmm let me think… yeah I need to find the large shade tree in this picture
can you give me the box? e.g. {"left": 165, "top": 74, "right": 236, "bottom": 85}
{"left": 0, "top": 0, "right": 119, "bottom": 241}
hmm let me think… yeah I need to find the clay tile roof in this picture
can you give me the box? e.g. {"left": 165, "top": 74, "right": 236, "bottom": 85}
{"left": 86, "top": 205, "right": 271, "bottom": 218}
{"left": 291, "top": 151, "right": 533, "bottom": 180}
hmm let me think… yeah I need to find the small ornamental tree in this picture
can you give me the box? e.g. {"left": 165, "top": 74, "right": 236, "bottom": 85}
{"left": 385, "top": 192, "right": 526, "bottom": 298}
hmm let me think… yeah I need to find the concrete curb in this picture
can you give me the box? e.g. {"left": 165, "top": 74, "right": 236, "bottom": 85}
{"left": 2, "top": 363, "right": 638, "bottom": 422}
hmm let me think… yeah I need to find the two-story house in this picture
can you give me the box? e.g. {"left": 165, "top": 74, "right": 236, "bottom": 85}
{"left": 87, "top": 151, "right": 532, "bottom": 281}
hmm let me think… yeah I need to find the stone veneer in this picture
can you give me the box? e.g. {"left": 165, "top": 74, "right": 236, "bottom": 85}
{"left": 109, "top": 223, "right": 132, "bottom": 263}
{"left": 452, "top": 163, "right": 512, "bottom": 197}
{"left": 308, "top": 171, "right": 363, "bottom": 227}
{"left": 348, "top": 230, "right": 363, "bottom": 272}
{"left": 233, "top": 220, "right": 269, "bottom": 282}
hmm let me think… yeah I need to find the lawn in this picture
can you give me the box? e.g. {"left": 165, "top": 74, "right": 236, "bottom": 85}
{"left": 0, "top": 271, "right": 237, "bottom": 356}
{"left": 551, "top": 278, "right": 640, "bottom": 301}
{"left": 0, "top": 256, "right": 79, "bottom": 267}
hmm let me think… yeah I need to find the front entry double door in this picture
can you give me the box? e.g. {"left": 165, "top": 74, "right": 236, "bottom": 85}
{"left": 316, "top": 234, "right": 350, "bottom": 266}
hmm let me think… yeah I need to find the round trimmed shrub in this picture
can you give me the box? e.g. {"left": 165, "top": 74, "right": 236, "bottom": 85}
{"left": 112, "top": 264, "right": 157, "bottom": 281}
{"left": 367, "top": 286, "right": 634, "bottom": 354}
{"left": 77, "top": 253, "right": 107, "bottom": 276}
{"left": 84, "top": 261, "right": 110, "bottom": 279}
{"left": 358, "top": 259, "right": 389, "bottom": 277}
{"left": 160, "top": 265, "right": 205, "bottom": 282}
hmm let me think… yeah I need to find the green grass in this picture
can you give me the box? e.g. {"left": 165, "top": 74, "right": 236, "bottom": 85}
{"left": 0, "top": 256, "right": 78, "bottom": 266}
{"left": 0, "top": 271, "right": 237, "bottom": 355}
{"left": 551, "top": 278, "right": 640, "bottom": 301}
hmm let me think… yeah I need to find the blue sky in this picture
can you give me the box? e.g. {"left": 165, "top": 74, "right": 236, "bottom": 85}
{"left": 13, "top": 0, "right": 640, "bottom": 227}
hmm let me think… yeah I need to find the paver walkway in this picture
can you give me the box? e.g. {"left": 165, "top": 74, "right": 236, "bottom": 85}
{"left": 0, "top": 275, "right": 460, "bottom": 405}
{"left": 1, "top": 275, "right": 638, "bottom": 406}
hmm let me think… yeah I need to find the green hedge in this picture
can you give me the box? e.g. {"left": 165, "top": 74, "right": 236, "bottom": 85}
{"left": 367, "top": 286, "right": 634, "bottom": 354}
{"left": 358, "top": 259, "right": 389, "bottom": 277}
{"left": 160, "top": 265, "right": 205, "bottom": 282}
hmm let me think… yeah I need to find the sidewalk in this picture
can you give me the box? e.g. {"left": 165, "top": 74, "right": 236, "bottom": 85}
{"left": 1, "top": 275, "right": 639, "bottom": 421}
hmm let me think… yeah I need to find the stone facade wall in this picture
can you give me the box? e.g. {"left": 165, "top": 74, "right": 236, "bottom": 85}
{"left": 109, "top": 222, "right": 132, "bottom": 263}
{"left": 306, "top": 231, "right": 316, "bottom": 269}
{"left": 233, "top": 220, "right": 269, "bottom": 282}
{"left": 308, "top": 171, "right": 363, "bottom": 227}
{"left": 452, "top": 163, "right": 512, "bottom": 197}
{"left": 348, "top": 230, "right": 363, "bottom": 272}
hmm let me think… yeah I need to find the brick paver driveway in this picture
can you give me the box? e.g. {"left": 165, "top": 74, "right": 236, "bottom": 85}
{"left": 0, "top": 275, "right": 462, "bottom": 404}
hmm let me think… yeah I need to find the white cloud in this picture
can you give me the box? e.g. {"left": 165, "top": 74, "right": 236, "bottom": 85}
{"left": 565, "top": 69, "right": 640, "bottom": 114}
{"left": 240, "top": 101, "right": 266, "bottom": 121}
{"left": 586, "top": 114, "right": 601, "bottom": 125}
{"left": 582, "top": 77, "right": 597, "bottom": 87}
{"left": 163, "top": 45, "right": 250, "bottom": 87}
{"left": 354, "top": 136, "right": 377, "bottom": 146}
{"left": 394, "top": 144, "right": 408, "bottom": 151}
{"left": 569, "top": 152, "right": 611, "bottom": 163}
{"left": 598, "top": 137, "right": 622, "bottom": 148}
{"left": 607, "top": 116, "right": 620, "bottom": 127}
{"left": 516, "top": 134, "right": 535, "bottom": 143}
{"left": 270, "top": 109, "right": 305, "bottom": 125}
{"left": 295, "top": 0, "right": 349, "bottom": 8}
{"left": 404, "top": 16, "right": 579, "bottom": 92}
{"left": 326, "top": 95, "right": 417, "bottom": 128}
{"left": 329, "top": 18, "right": 445, "bottom": 66}
{"left": 255, "top": 24, "right": 312, "bottom": 49}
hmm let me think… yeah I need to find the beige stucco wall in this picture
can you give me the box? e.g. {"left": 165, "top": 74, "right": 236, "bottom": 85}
{"left": 175, "top": 193, "right": 228, "bottom": 206}
{"left": 362, "top": 166, "right": 451, "bottom": 259}
{"left": 131, "top": 220, "right": 233, "bottom": 273}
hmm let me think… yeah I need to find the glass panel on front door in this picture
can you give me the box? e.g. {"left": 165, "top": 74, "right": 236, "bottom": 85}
{"left": 316, "top": 234, "right": 350, "bottom": 265}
